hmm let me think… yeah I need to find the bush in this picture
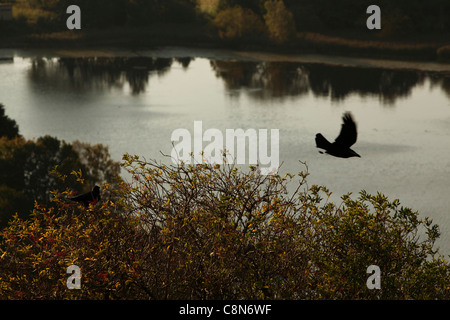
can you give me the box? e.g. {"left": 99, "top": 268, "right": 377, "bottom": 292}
{"left": 0, "top": 193, "right": 146, "bottom": 299}
{"left": 1, "top": 156, "right": 448, "bottom": 299}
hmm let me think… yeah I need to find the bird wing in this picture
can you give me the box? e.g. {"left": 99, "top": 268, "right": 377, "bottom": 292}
{"left": 334, "top": 112, "right": 357, "bottom": 147}
{"left": 315, "top": 133, "right": 331, "bottom": 150}
{"left": 70, "top": 191, "right": 92, "bottom": 202}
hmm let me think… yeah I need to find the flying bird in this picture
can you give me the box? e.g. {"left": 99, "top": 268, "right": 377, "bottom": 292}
{"left": 315, "top": 112, "right": 361, "bottom": 158}
{"left": 69, "top": 185, "right": 101, "bottom": 207}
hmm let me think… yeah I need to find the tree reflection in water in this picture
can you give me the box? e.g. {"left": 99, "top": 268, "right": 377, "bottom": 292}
{"left": 28, "top": 56, "right": 449, "bottom": 104}
{"left": 28, "top": 57, "right": 193, "bottom": 95}
{"left": 211, "top": 60, "right": 449, "bottom": 105}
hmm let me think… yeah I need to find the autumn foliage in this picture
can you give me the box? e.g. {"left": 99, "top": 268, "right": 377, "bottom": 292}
{"left": 1, "top": 154, "right": 449, "bottom": 299}
{"left": 213, "top": 6, "right": 266, "bottom": 41}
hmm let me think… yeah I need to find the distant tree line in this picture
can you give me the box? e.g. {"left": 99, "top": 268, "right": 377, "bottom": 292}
{"left": 2, "top": 0, "right": 199, "bottom": 30}
{"left": 2, "top": 0, "right": 449, "bottom": 39}
{"left": 214, "top": 0, "right": 450, "bottom": 35}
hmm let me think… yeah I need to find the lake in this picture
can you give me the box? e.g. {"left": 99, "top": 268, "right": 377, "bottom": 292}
{"left": 1, "top": 48, "right": 449, "bottom": 255}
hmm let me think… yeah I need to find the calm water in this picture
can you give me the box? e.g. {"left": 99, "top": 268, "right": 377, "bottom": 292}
{"left": 1, "top": 49, "right": 450, "bottom": 255}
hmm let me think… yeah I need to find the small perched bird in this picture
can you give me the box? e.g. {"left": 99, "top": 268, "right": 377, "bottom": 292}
{"left": 69, "top": 185, "right": 101, "bottom": 207}
{"left": 315, "top": 112, "right": 361, "bottom": 158}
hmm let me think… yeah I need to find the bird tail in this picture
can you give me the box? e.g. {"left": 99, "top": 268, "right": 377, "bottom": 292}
{"left": 315, "top": 133, "right": 331, "bottom": 150}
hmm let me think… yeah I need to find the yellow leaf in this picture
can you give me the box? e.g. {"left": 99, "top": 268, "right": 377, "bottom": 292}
{"left": 85, "top": 257, "right": 97, "bottom": 261}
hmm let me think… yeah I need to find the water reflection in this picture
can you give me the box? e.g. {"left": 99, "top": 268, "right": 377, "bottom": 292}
{"left": 211, "top": 60, "right": 450, "bottom": 105}
{"left": 430, "top": 75, "right": 450, "bottom": 99}
{"left": 27, "top": 57, "right": 449, "bottom": 104}
{"left": 28, "top": 56, "right": 193, "bottom": 95}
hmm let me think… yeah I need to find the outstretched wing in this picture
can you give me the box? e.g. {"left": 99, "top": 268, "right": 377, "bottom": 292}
{"left": 334, "top": 112, "right": 357, "bottom": 148}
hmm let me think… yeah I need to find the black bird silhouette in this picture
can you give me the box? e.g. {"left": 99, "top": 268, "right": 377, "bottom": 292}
{"left": 315, "top": 112, "right": 361, "bottom": 158}
{"left": 69, "top": 186, "right": 101, "bottom": 207}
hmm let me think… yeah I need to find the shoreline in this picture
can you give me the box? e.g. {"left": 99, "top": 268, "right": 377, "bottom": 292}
{"left": 2, "top": 45, "right": 450, "bottom": 74}
{"left": 0, "top": 25, "right": 449, "bottom": 68}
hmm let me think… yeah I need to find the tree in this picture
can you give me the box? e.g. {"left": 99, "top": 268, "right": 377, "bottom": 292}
{"left": 0, "top": 104, "right": 20, "bottom": 139}
{"left": 213, "top": 6, "right": 266, "bottom": 41}
{"left": 0, "top": 104, "right": 122, "bottom": 227}
{"left": 0, "top": 136, "right": 82, "bottom": 226}
{"left": 217, "top": 0, "right": 266, "bottom": 15}
{"left": 0, "top": 136, "right": 122, "bottom": 227}
{"left": 263, "top": 0, "right": 296, "bottom": 44}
